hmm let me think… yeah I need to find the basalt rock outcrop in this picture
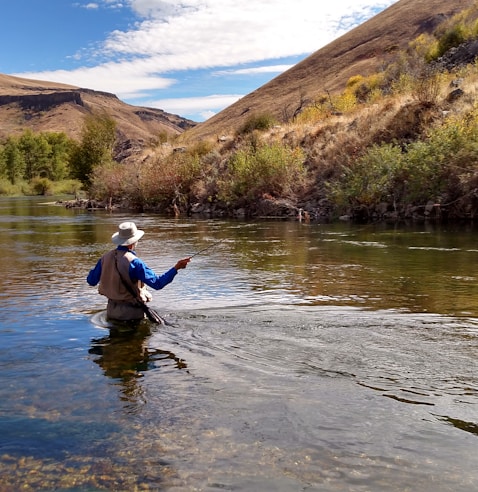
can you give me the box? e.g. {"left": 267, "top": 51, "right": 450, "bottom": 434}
{"left": 0, "top": 90, "right": 85, "bottom": 111}
{"left": 436, "top": 39, "right": 478, "bottom": 71}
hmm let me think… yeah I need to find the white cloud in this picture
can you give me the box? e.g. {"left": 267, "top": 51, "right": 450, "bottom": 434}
{"left": 125, "top": 0, "right": 199, "bottom": 18}
{"left": 147, "top": 94, "right": 243, "bottom": 116}
{"left": 15, "top": 0, "right": 398, "bottom": 119}
{"left": 200, "top": 110, "right": 216, "bottom": 120}
{"left": 214, "top": 65, "right": 293, "bottom": 76}
{"left": 16, "top": 62, "right": 176, "bottom": 99}
{"left": 100, "top": 0, "right": 396, "bottom": 69}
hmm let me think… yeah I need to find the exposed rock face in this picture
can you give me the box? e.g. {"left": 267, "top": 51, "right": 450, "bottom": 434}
{"left": 436, "top": 39, "right": 478, "bottom": 70}
{"left": 0, "top": 91, "right": 85, "bottom": 110}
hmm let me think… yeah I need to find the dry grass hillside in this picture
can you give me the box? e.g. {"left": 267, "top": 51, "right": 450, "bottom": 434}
{"left": 0, "top": 74, "right": 195, "bottom": 161}
{"left": 0, "top": 0, "right": 470, "bottom": 153}
{"left": 3, "top": 0, "right": 478, "bottom": 221}
{"left": 183, "top": 0, "right": 474, "bottom": 142}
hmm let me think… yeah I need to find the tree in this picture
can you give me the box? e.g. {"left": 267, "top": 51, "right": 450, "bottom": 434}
{"left": 45, "top": 132, "right": 74, "bottom": 180}
{"left": 70, "top": 112, "right": 117, "bottom": 185}
{"left": 3, "top": 137, "right": 25, "bottom": 184}
{"left": 18, "top": 130, "right": 51, "bottom": 181}
{"left": 0, "top": 143, "right": 5, "bottom": 178}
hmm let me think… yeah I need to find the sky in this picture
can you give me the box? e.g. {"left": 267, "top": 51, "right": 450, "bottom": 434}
{"left": 1, "top": 0, "right": 398, "bottom": 122}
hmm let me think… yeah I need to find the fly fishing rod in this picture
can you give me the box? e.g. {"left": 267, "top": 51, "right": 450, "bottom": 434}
{"left": 189, "top": 238, "right": 227, "bottom": 258}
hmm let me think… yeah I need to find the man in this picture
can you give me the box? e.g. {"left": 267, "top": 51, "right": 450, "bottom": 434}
{"left": 87, "top": 221, "right": 190, "bottom": 321}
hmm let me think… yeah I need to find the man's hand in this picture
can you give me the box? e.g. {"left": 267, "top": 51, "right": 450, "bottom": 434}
{"left": 174, "top": 257, "right": 191, "bottom": 270}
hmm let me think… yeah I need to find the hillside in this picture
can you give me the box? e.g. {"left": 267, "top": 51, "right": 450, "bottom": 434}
{"left": 2, "top": 0, "right": 478, "bottom": 222}
{"left": 0, "top": 0, "right": 470, "bottom": 153}
{"left": 183, "top": 0, "right": 473, "bottom": 141}
{"left": 0, "top": 74, "right": 196, "bottom": 162}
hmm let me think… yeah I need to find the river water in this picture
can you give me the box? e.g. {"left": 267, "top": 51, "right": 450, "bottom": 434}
{"left": 0, "top": 196, "right": 477, "bottom": 491}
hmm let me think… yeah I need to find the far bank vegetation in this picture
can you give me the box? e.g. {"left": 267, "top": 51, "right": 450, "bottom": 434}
{"left": 3, "top": 4, "right": 478, "bottom": 221}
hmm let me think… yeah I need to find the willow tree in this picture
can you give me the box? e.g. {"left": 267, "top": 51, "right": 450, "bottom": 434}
{"left": 18, "top": 130, "right": 51, "bottom": 181}
{"left": 3, "top": 136, "right": 25, "bottom": 185}
{"left": 70, "top": 112, "right": 117, "bottom": 185}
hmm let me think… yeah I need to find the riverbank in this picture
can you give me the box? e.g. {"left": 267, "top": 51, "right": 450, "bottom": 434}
{"left": 57, "top": 194, "right": 452, "bottom": 224}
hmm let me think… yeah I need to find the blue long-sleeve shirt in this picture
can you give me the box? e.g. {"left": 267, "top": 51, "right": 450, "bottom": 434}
{"left": 87, "top": 246, "right": 177, "bottom": 290}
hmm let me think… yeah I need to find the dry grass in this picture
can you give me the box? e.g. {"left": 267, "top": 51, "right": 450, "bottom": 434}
{"left": 0, "top": 0, "right": 472, "bottom": 160}
{"left": 183, "top": 0, "right": 474, "bottom": 142}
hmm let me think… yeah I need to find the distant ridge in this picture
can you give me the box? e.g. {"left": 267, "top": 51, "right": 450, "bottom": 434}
{"left": 0, "top": 73, "right": 196, "bottom": 162}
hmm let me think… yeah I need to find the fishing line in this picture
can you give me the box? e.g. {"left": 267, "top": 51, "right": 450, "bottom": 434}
{"left": 189, "top": 238, "right": 227, "bottom": 258}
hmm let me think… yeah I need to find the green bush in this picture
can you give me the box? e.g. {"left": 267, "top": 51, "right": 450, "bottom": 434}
{"left": 329, "top": 144, "right": 404, "bottom": 209}
{"left": 31, "top": 177, "right": 53, "bottom": 195}
{"left": 406, "top": 108, "right": 478, "bottom": 202}
{"left": 436, "top": 24, "right": 467, "bottom": 59}
{"left": 328, "top": 106, "right": 478, "bottom": 213}
{"left": 0, "top": 177, "right": 22, "bottom": 195}
{"left": 218, "top": 142, "right": 305, "bottom": 204}
{"left": 51, "top": 179, "right": 84, "bottom": 196}
{"left": 237, "top": 113, "right": 277, "bottom": 135}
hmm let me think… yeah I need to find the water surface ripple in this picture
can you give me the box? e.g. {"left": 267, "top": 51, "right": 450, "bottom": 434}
{"left": 0, "top": 197, "right": 477, "bottom": 491}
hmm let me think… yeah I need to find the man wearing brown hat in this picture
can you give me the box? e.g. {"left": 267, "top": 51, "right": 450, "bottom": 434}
{"left": 87, "top": 221, "right": 190, "bottom": 321}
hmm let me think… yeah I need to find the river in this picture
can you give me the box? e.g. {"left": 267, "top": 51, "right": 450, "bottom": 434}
{"left": 0, "top": 196, "right": 477, "bottom": 491}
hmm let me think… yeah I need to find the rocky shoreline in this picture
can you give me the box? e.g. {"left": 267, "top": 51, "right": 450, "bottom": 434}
{"left": 57, "top": 195, "right": 454, "bottom": 223}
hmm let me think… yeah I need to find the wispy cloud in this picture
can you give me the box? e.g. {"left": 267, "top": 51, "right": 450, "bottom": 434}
{"left": 13, "top": 0, "right": 397, "bottom": 120}
{"left": 214, "top": 65, "right": 293, "bottom": 76}
{"left": 18, "top": 61, "right": 176, "bottom": 99}
{"left": 146, "top": 93, "right": 243, "bottom": 117}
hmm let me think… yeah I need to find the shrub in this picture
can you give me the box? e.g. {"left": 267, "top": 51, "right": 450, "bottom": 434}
{"left": 127, "top": 151, "right": 203, "bottom": 209}
{"left": 31, "top": 177, "right": 53, "bottom": 195}
{"left": 295, "top": 102, "right": 329, "bottom": 124}
{"left": 331, "top": 91, "right": 357, "bottom": 112}
{"left": 51, "top": 179, "right": 83, "bottom": 196}
{"left": 328, "top": 144, "right": 404, "bottom": 210}
{"left": 89, "top": 161, "right": 129, "bottom": 207}
{"left": 411, "top": 70, "right": 442, "bottom": 104}
{"left": 406, "top": 107, "right": 478, "bottom": 203}
{"left": 436, "top": 24, "right": 467, "bottom": 59}
{"left": 346, "top": 75, "right": 365, "bottom": 88}
{"left": 347, "top": 73, "right": 384, "bottom": 103}
{"left": 237, "top": 113, "right": 277, "bottom": 135}
{"left": 328, "top": 105, "right": 478, "bottom": 214}
{"left": 217, "top": 142, "right": 305, "bottom": 205}
{"left": 0, "top": 177, "right": 22, "bottom": 195}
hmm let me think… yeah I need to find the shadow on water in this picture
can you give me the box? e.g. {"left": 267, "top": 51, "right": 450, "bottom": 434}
{"left": 0, "top": 414, "right": 120, "bottom": 462}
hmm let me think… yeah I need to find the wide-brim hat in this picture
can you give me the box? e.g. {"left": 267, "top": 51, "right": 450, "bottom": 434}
{"left": 112, "top": 221, "right": 145, "bottom": 246}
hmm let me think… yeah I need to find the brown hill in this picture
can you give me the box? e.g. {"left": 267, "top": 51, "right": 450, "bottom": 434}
{"left": 183, "top": 0, "right": 473, "bottom": 141}
{"left": 0, "top": 73, "right": 196, "bottom": 161}
{"left": 0, "top": 0, "right": 472, "bottom": 158}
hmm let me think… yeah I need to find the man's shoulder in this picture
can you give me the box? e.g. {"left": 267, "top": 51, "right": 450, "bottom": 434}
{"left": 125, "top": 251, "right": 142, "bottom": 263}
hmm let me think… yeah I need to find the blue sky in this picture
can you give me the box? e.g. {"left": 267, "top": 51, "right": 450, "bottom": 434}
{"left": 1, "top": 0, "right": 397, "bottom": 122}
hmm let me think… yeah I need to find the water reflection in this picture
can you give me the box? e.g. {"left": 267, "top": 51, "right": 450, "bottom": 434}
{"left": 3, "top": 197, "right": 478, "bottom": 491}
{"left": 438, "top": 415, "right": 478, "bottom": 436}
{"left": 88, "top": 316, "right": 187, "bottom": 412}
